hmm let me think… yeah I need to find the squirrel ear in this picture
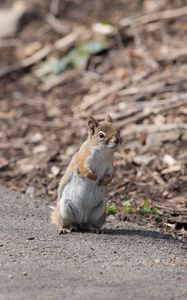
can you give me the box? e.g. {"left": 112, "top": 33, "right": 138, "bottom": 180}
{"left": 105, "top": 113, "right": 113, "bottom": 123}
{"left": 88, "top": 116, "right": 98, "bottom": 135}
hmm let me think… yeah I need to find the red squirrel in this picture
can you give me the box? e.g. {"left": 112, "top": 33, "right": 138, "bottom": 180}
{"left": 51, "top": 114, "right": 120, "bottom": 233}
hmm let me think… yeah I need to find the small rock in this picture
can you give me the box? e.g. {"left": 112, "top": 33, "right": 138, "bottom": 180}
{"left": 26, "top": 186, "right": 35, "bottom": 197}
{"left": 163, "top": 154, "right": 177, "bottom": 166}
{"left": 20, "top": 164, "right": 34, "bottom": 174}
{"left": 47, "top": 107, "right": 61, "bottom": 117}
{"left": 27, "top": 237, "right": 35, "bottom": 240}
{"left": 153, "top": 114, "right": 165, "bottom": 125}
{"left": 22, "top": 272, "right": 28, "bottom": 276}
{"left": 50, "top": 166, "right": 60, "bottom": 176}
{"left": 33, "top": 145, "right": 47, "bottom": 154}
{"left": 92, "top": 23, "right": 116, "bottom": 36}
{"left": 163, "top": 191, "right": 169, "bottom": 197}
{"left": 67, "top": 146, "right": 77, "bottom": 157}
{"left": 29, "top": 132, "right": 43, "bottom": 143}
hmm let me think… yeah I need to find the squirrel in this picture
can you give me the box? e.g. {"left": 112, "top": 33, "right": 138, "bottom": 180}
{"left": 51, "top": 114, "right": 120, "bottom": 233}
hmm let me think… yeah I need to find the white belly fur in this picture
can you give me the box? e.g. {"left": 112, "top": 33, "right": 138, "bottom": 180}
{"left": 60, "top": 174, "right": 106, "bottom": 225}
{"left": 59, "top": 145, "right": 113, "bottom": 227}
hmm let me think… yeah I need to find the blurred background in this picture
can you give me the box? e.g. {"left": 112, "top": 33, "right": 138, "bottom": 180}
{"left": 0, "top": 0, "right": 187, "bottom": 239}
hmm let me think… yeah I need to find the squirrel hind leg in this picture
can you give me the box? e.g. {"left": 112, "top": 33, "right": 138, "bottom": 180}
{"left": 51, "top": 206, "right": 77, "bottom": 234}
{"left": 58, "top": 227, "right": 70, "bottom": 234}
{"left": 83, "top": 224, "right": 105, "bottom": 234}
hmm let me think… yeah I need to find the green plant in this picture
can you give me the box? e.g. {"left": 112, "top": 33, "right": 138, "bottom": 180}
{"left": 140, "top": 200, "right": 163, "bottom": 216}
{"left": 121, "top": 199, "right": 134, "bottom": 213}
{"left": 106, "top": 199, "right": 163, "bottom": 216}
{"left": 106, "top": 204, "right": 119, "bottom": 214}
{"left": 51, "top": 40, "right": 108, "bottom": 74}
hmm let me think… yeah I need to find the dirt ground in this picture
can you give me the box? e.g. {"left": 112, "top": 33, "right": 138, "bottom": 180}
{"left": 0, "top": 0, "right": 187, "bottom": 239}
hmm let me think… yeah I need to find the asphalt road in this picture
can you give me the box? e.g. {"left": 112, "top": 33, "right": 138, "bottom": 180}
{"left": 0, "top": 187, "right": 186, "bottom": 300}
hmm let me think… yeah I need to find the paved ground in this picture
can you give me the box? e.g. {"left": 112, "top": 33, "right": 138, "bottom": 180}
{"left": 0, "top": 187, "right": 186, "bottom": 300}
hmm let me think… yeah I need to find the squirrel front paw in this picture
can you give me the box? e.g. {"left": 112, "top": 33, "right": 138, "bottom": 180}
{"left": 87, "top": 171, "right": 97, "bottom": 181}
{"left": 98, "top": 176, "right": 113, "bottom": 186}
{"left": 78, "top": 165, "right": 97, "bottom": 181}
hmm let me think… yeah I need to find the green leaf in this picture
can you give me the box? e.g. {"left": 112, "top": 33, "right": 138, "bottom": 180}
{"left": 122, "top": 199, "right": 133, "bottom": 207}
{"left": 48, "top": 40, "right": 108, "bottom": 74}
{"left": 100, "top": 20, "right": 113, "bottom": 26}
{"left": 151, "top": 207, "right": 163, "bottom": 216}
{"left": 78, "top": 41, "right": 108, "bottom": 54}
{"left": 106, "top": 205, "right": 118, "bottom": 214}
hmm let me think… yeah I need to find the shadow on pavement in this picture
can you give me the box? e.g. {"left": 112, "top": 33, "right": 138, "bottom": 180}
{"left": 105, "top": 228, "right": 179, "bottom": 241}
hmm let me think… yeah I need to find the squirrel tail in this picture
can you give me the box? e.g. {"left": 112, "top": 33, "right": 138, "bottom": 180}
{"left": 50, "top": 206, "right": 62, "bottom": 227}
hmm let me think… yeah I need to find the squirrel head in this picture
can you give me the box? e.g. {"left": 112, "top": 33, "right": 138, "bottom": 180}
{"left": 88, "top": 114, "right": 120, "bottom": 150}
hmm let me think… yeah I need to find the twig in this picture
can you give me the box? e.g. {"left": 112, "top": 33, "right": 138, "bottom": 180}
{"left": 50, "top": 0, "right": 60, "bottom": 16}
{"left": 158, "top": 48, "right": 187, "bottom": 64}
{"left": 117, "top": 110, "right": 153, "bottom": 127}
{"left": 120, "top": 6, "right": 187, "bottom": 28}
{"left": 86, "top": 85, "right": 187, "bottom": 117}
{"left": 96, "top": 95, "right": 187, "bottom": 127}
{"left": 17, "top": 119, "right": 69, "bottom": 129}
{"left": 115, "top": 28, "right": 133, "bottom": 75}
{"left": 157, "top": 204, "right": 187, "bottom": 214}
{"left": 148, "top": 171, "right": 168, "bottom": 187}
{"left": 119, "top": 81, "right": 165, "bottom": 97}
{"left": 41, "top": 69, "right": 81, "bottom": 92}
{"left": 132, "top": 26, "right": 159, "bottom": 69}
{"left": 161, "top": 165, "right": 182, "bottom": 174}
{"left": 77, "top": 82, "right": 126, "bottom": 111}
{"left": 118, "top": 90, "right": 187, "bottom": 109}
{"left": 46, "top": 14, "right": 69, "bottom": 34}
{"left": 0, "top": 32, "right": 78, "bottom": 79}
{"left": 122, "top": 123, "right": 187, "bottom": 136}
{"left": 0, "top": 39, "right": 23, "bottom": 48}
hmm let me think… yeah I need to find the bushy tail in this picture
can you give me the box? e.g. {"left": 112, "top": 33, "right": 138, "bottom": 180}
{"left": 50, "top": 205, "right": 62, "bottom": 227}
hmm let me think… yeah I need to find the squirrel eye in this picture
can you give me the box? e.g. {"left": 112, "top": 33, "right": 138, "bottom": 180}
{"left": 98, "top": 131, "right": 105, "bottom": 140}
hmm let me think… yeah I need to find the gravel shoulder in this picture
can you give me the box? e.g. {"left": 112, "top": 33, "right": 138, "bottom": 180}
{"left": 0, "top": 187, "right": 186, "bottom": 300}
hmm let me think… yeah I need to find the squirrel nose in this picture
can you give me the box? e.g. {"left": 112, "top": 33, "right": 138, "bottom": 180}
{"left": 114, "top": 137, "right": 120, "bottom": 144}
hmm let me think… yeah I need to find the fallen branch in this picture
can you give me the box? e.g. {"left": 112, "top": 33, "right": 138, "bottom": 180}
{"left": 0, "top": 32, "right": 78, "bottom": 79}
{"left": 120, "top": 6, "right": 187, "bottom": 28}
{"left": 118, "top": 92, "right": 187, "bottom": 110}
{"left": 95, "top": 93, "right": 187, "bottom": 126}
{"left": 122, "top": 123, "right": 187, "bottom": 136}
{"left": 158, "top": 205, "right": 187, "bottom": 214}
